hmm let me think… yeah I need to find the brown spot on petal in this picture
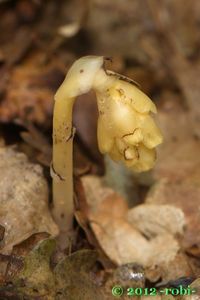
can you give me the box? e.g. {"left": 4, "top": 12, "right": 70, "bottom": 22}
{"left": 117, "top": 88, "right": 125, "bottom": 96}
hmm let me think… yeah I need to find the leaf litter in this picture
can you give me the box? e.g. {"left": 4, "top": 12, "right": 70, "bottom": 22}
{"left": 0, "top": 0, "right": 200, "bottom": 299}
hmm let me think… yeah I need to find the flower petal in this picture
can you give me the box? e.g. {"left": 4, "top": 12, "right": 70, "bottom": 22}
{"left": 111, "top": 80, "right": 157, "bottom": 114}
{"left": 97, "top": 118, "right": 114, "bottom": 153}
{"left": 122, "top": 128, "right": 143, "bottom": 145}
{"left": 131, "top": 145, "right": 156, "bottom": 172}
{"left": 138, "top": 115, "right": 163, "bottom": 149}
{"left": 96, "top": 90, "right": 138, "bottom": 135}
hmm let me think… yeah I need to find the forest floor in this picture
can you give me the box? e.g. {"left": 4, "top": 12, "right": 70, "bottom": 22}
{"left": 0, "top": 1, "right": 200, "bottom": 299}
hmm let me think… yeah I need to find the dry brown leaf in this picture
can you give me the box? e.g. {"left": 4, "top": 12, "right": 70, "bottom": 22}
{"left": 82, "top": 176, "right": 149, "bottom": 266}
{"left": 20, "top": 123, "right": 52, "bottom": 166}
{"left": 90, "top": 214, "right": 150, "bottom": 266}
{"left": 81, "top": 175, "right": 124, "bottom": 214}
{"left": 0, "top": 147, "right": 58, "bottom": 254}
{"left": 154, "top": 92, "right": 200, "bottom": 182}
{"left": 149, "top": 234, "right": 179, "bottom": 267}
{"left": 147, "top": 89, "right": 200, "bottom": 256}
{"left": 82, "top": 175, "right": 180, "bottom": 269}
{"left": 127, "top": 204, "right": 185, "bottom": 238}
{"left": 156, "top": 252, "right": 194, "bottom": 283}
{"left": 90, "top": 206, "right": 179, "bottom": 268}
{"left": 146, "top": 179, "right": 200, "bottom": 250}
{"left": 0, "top": 54, "right": 64, "bottom": 127}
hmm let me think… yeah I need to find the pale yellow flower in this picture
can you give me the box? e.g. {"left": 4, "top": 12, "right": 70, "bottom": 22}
{"left": 95, "top": 73, "right": 163, "bottom": 172}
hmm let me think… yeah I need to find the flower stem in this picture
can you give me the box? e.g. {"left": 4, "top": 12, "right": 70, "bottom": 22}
{"left": 52, "top": 94, "right": 74, "bottom": 232}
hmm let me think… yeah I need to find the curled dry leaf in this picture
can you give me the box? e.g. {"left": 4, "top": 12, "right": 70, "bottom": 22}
{"left": 82, "top": 176, "right": 148, "bottom": 265}
{"left": 90, "top": 203, "right": 179, "bottom": 268}
{"left": 81, "top": 175, "right": 180, "bottom": 269}
{"left": 91, "top": 215, "right": 150, "bottom": 266}
{"left": 0, "top": 147, "right": 58, "bottom": 254}
{"left": 127, "top": 204, "right": 186, "bottom": 238}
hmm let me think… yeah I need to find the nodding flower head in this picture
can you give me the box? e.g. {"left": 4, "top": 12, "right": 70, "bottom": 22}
{"left": 94, "top": 71, "right": 163, "bottom": 172}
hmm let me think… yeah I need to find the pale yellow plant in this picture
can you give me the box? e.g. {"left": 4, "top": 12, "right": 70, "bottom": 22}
{"left": 52, "top": 56, "right": 163, "bottom": 233}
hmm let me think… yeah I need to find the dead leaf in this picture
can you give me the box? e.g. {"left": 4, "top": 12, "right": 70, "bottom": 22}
{"left": 155, "top": 252, "right": 194, "bottom": 283}
{"left": 20, "top": 122, "right": 52, "bottom": 166}
{"left": 82, "top": 175, "right": 180, "bottom": 270}
{"left": 146, "top": 179, "right": 200, "bottom": 250}
{"left": 54, "top": 249, "right": 105, "bottom": 300}
{"left": 0, "top": 54, "right": 64, "bottom": 127}
{"left": 90, "top": 215, "right": 150, "bottom": 266}
{"left": 4, "top": 233, "right": 50, "bottom": 283}
{"left": 127, "top": 204, "right": 185, "bottom": 238}
{"left": 0, "top": 146, "right": 58, "bottom": 254}
{"left": 1, "top": 239, "right": 106, "bottom": 299}
{"left": 2, "top": 27, "right": 33, "bottom": 66}
{"left": 13, "top": 238, "right": 56, "bottom": 298}
{"left": 81, "top": 175, "right": 122, "bottom": 214}
{"left": 154, "top": 92, "right": 200, "bottom": 182}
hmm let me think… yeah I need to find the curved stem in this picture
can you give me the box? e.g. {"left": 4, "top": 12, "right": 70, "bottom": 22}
{"left": 52, "top": 56, "right": 105, "bottom": 234}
